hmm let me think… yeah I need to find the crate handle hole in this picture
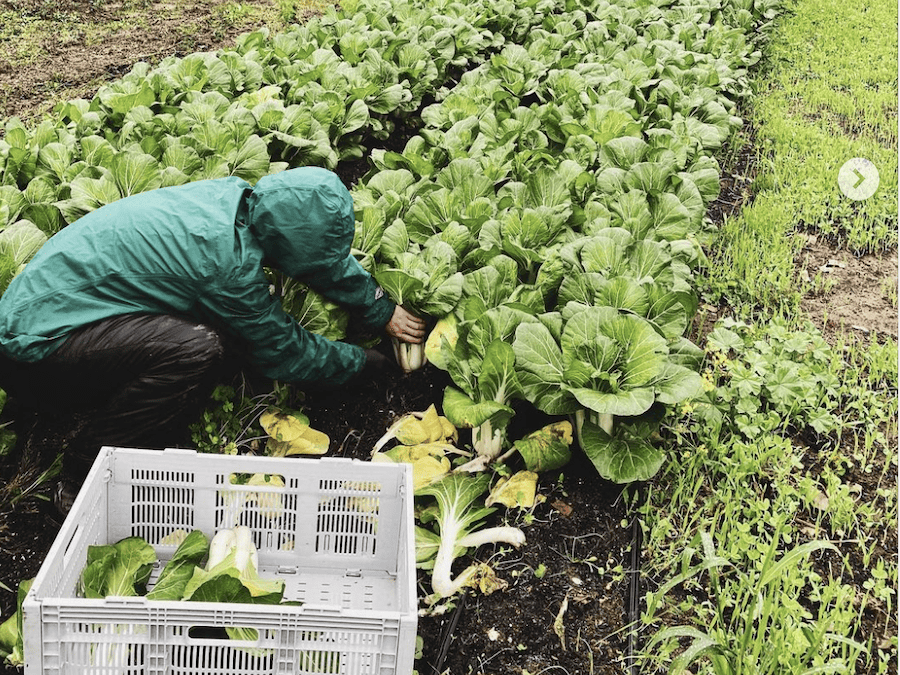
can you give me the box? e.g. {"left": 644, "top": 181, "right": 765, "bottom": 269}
{"left": 187, "top": 626, "right": 262, "bottom": 645}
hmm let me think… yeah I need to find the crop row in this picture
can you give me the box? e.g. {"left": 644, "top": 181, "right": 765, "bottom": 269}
{"left": 347, "top": 0, "right": 781, "bottom": 483}
{"left": 0, "top": 0, "right": 562, "bottom": 282}
{"left": 0, "top": 0, "right": 782, "bottom": 605}
{"left": 350, "top": 0, "right": 783, "bottom": 603}
{"left": 0, "top": 0, "right": 780, "bottom": 473}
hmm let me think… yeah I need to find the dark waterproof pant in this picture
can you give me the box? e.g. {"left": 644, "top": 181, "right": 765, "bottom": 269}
{"left": 0, "top": 314, "right": 227, "bottom": 480}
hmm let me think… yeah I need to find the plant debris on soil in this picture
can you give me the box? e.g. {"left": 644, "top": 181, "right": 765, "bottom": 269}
{"left": 301, "top": 363, "right": 636, "bottom": 675}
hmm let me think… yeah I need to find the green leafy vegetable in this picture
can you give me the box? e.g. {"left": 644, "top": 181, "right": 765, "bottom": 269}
{"left": 145, "top": 530, "right": 210, "bottom": 601}
{"left": 417, "top": 473, "right": 525, "bottom": 601}
{"left": 183, "top": 526, "right": 285, "bottom": 605}
{"left": 0, "top": 578, "right": 32, "bottom": 668}
{"left": 79, "top": 536, "right": 157, "bottom": 598}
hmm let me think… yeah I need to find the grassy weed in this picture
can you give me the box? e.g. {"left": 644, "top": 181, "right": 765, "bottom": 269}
{"left": 207, "top": 0, "right": 334, "bottom": 37}
{"left": 643, "top": 526, "right": 866, "bottom": 675}
{"left": 639, "top": 319, "right": 898, "bottom": 674}
{"left": 0, "top": 0, "right": 329, "bottom": 71}
{"left": 0, "top": 10, "right": 73, "bottom": 66}
{"left": 703, "top": 0, "right": 898, "bottom": 314}
{"left": 705, "top": 199, "right": 807, "bottom": 316}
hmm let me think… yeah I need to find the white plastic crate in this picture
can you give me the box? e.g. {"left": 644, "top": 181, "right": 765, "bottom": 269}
{"left": 23, "top": 447, "right": 417, "bottom": 675}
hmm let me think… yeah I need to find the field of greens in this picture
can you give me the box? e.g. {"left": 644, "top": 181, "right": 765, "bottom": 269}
{"left": 0, "top": 0, "right": 896, "bottom": 673}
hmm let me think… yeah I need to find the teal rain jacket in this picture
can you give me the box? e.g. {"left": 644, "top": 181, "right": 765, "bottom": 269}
{"left": 0, "top": 167, "right": 395, "bottom": 387}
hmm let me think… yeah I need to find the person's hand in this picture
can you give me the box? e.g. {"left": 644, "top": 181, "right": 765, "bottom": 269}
{"left": 385, "top": 305, "right": 426, "bottom": 344}
{"left": 362, "top": 348, "right": 394, "bottom": 377}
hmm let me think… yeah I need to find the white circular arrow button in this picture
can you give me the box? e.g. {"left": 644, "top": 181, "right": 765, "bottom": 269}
{"left": 838, "top": 157, "right": 880, "bottom": 201}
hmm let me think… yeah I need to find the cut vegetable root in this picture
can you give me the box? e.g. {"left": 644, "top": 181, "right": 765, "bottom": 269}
{"left": 392, "top": 337, "right": 427, "bottom": 373}
{"left": 452, "top": 419, "right": 506, "bottom": 474}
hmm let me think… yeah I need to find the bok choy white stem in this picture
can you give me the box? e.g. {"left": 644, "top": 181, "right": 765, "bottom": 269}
{"left": 418, "top": 473, "right": 525, "bottom": 601}
{"left": 574, "top": 409, "right": 614, "bottom": 444}
{"left": 392, "top": 336, "right": 427, "bottom": 373}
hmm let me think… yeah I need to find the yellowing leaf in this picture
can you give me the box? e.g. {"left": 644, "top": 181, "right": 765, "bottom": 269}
{"left": 412, "top": 456, "right": 451, "bottom": 490}
{"left": 347, "top": 496, "right": 380, "bottom": 514}
{"left": 486, "top": 471, "right": 538, "bottom": 508}
{"left": 379, "top": 445, "right": 451, "bottom": 490}
{"left": 260, "top": 409, "right": 311, "bottom": 442}
{"left": 441, "top": 562, "right": 508, "bottom": 599}
{"left": 387, "top": 442, "right": 454, "bottom": 463}
{"left": 396, "top": 404, "right": 446, "bottom": 445}
{"left": 391, "top": 417, "right": 429, "bottom": 445}
{"left": 267, "top": 425, "right": 330, "bottom": 456}
{"left": 548, "top": 421, "right": 574, "bottom": 445}
{"left": 439, "top": 416, "right": 458, "bottom": 442}
{"left": 475, "top": 564, "right": 509, "bottom": 596}
{"left": 299, "top": 427, "right": 330, "bottom": 453}
{"left": 373, "top": 405, "right": 458, "bottom": 453}
{"left": 424, "top": 315, "right": 459, "bottom": 371}
{"left": 160, "top": 529, "right": 190, "bottom": 547}
{"left": 514, "top": 421, "right": 574, "bottom": 473}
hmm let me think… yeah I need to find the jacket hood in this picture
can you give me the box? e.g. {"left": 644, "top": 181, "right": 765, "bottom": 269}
{"left": 246, "top": 167, "right": 355, "bottom": 278}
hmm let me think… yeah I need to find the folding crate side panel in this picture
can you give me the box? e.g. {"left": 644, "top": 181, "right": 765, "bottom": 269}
{"left": 102, "top": 449, "right": 410, "bottom": 575}
{"left": 30, "top": 602, "right": 410, "bottom": 675}
{"left": 22, "top": 446, "right": 114, "bottom": 675}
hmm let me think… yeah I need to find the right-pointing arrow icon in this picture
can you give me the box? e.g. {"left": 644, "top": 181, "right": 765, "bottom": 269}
{"left": 839, "top": 158, "right": 880, "bottom": 201}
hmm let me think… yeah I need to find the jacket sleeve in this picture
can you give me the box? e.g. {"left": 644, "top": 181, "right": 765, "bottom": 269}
{"left": 199, "top": 273, "right": 366, "bottom": 388}
{"left": 302, "top": 254, "right": 395, "bottom": 334}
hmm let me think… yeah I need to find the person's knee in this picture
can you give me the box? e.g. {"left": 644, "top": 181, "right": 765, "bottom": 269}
{"left": 132, "top": 317, "right": 227, "bottom": 390}
{"left": 180, "top": 324, "right": 226, "bottom": 368}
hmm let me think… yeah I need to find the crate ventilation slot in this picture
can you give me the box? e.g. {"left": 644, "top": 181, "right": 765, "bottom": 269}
{"left": 130, "top": 470, "right": 196, "bottom": 543}
{"left": 315, "top": 479, "right": 383, "bottom": 556}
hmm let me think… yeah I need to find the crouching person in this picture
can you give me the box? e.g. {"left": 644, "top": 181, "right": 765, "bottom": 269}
{"left": 0, "top": 167, "right": 425, "bottom": 513}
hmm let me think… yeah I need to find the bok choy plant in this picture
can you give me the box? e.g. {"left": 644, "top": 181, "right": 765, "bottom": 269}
{"left": 0, "top": 219, "right": 48, "bottom": 294}
{"left": 475, "top": 165, "right": 581, "bottom": 282}
{"left": 542, "top": 232, "right": 700, "bottom": 340}
{"left": 78, "top": 536, "right": 159, "bottom": 669}
{"left": 0, "top": 579, "right": 30, "bottom": 668}
{"left": 439, "top": 305, "right": 539, "bottom": 472}
{"left": 513, "top": 302, "right": 705, "bottom": 483}
{"left": 416, "top": 472, "right": 525, "bottom": 602}
{"left": 273, "top": 275, "right": 349, "bottom": 342}
{"left": 182, "top": 526, "right": 285, "bottom": 605}
{"left": 374, "top": 224, "right": 464, "bottom": 372}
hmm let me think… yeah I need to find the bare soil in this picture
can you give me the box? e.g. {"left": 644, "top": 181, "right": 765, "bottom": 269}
{"left": 0, "top": 0, "right": 287, "bottom": 121}
{"left": 799, "top": 237, "right": 898, "bottom": 340}
{"left": 0, "top": 2, "right": 896, "bottom": 675}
